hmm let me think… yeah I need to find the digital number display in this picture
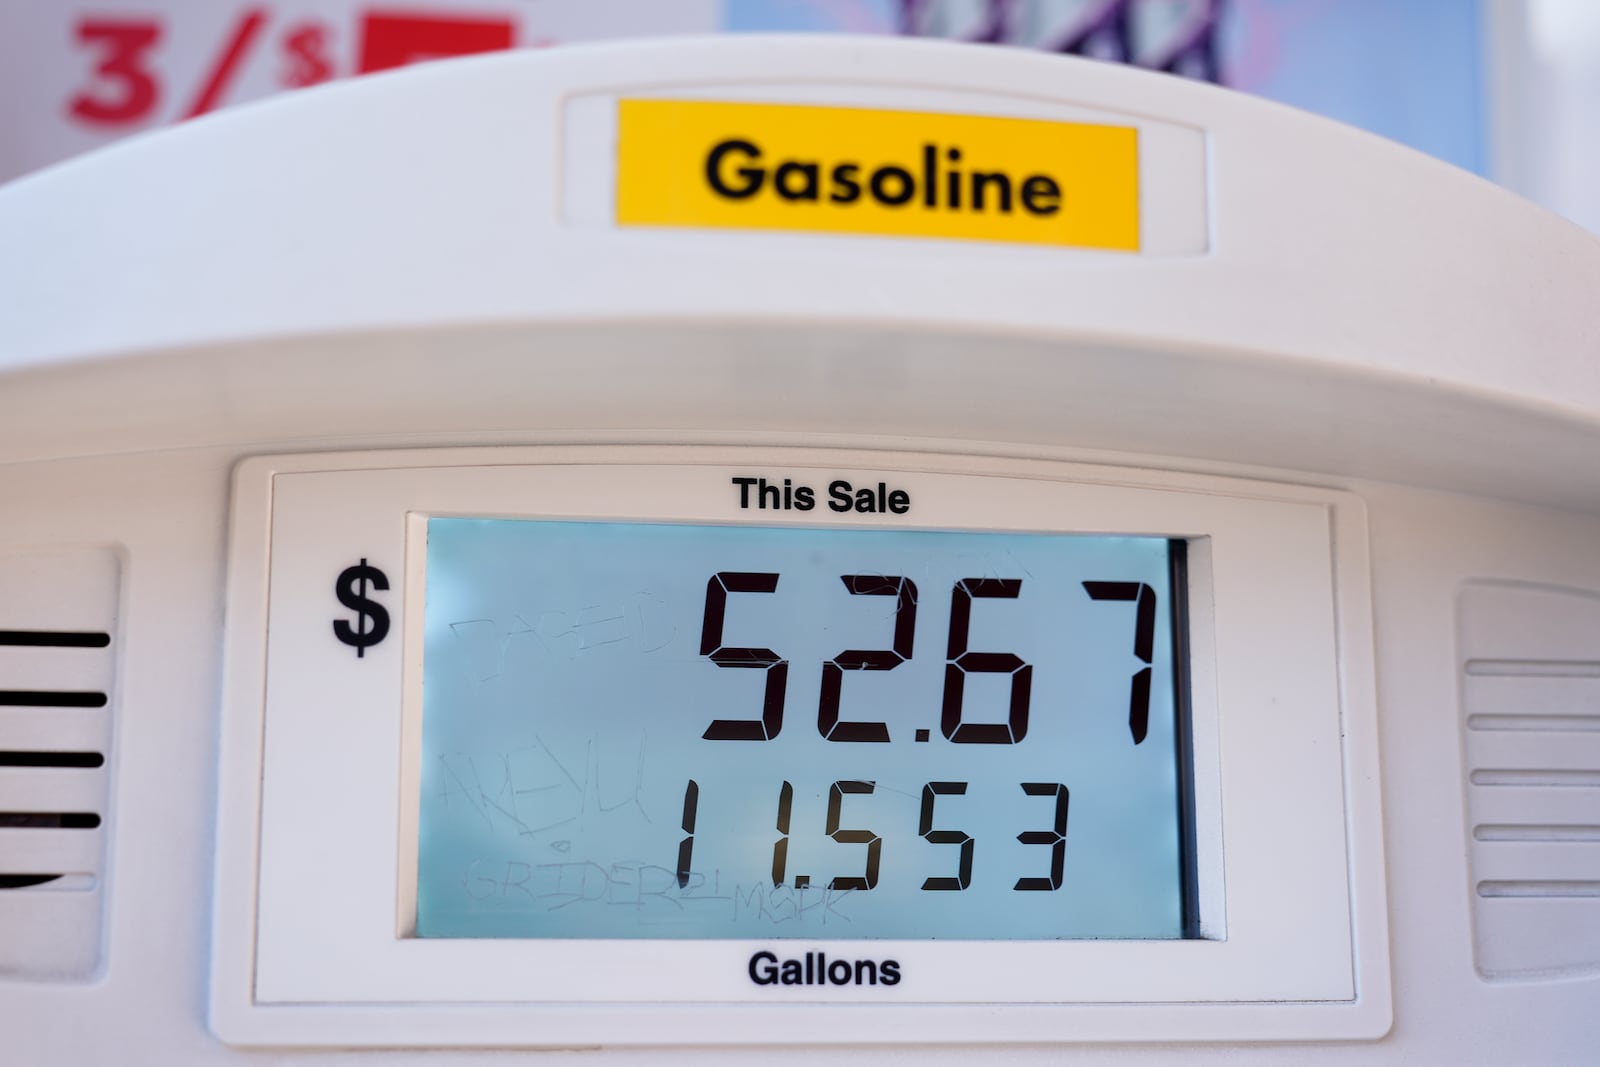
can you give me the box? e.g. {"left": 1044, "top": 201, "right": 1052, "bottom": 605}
{"left": 416, "top": 518, "right": 1190, "bottom": 940}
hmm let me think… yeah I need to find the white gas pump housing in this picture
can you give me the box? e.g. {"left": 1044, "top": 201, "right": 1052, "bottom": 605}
{"left": 0, "top": 36, "right": 1597, "bottom": 1063}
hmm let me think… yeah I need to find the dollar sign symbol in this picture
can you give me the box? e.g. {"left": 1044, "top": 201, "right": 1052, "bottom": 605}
{"left": 333, "top": 559, "right": 390, "bottom": 657}
{"left": 282, "top": 22, "right": 334, "bottom": 88}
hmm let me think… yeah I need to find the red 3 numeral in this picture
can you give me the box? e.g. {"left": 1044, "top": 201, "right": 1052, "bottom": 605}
{"left": 69, "top": 19, "right": 162, "bottom": 126}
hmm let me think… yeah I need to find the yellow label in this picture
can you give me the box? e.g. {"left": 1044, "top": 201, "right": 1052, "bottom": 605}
{"left": 615, "top": 99, "right": 1139, "bottom": 251}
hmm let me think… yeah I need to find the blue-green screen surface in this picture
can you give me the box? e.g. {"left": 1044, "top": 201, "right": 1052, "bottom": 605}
{"left": 417, "top": 518, "right": 1186, "bottom": 939}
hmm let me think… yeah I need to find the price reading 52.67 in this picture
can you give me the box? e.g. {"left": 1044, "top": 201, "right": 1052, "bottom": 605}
{"left": 675, "top": 569, "right": 1157, "bottom": 896}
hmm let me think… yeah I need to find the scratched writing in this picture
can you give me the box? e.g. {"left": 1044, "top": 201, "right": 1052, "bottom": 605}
{"left": 431, "top": 734, "right": 651, "bottom": 846}
{"left": 445, "top": 590, "right": 676, "bottom": 681}
{"left": 458, "top": 858, "right": 856, "bottom": 929}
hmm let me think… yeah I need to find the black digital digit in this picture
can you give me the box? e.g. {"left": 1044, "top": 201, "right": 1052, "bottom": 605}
{"left": 675, "top": 779, "right": 699, "bottom": 889}
{"left": 919, "top": 781, "right": 973, "bottom": 891}
{"left": 817, "top": 575, "right": 917, "bottom": 742}
{"left": 825, "top": 780, "right": 881, "bottom": 891}
{"left": 700, "top": 572, "right": 787, "bottom": 740}
{"left": 941, "top": 578, "right": 1033, "bottom": 744}
{"left": 772, "top": 780, "right": 793, "bottom": 886}
{"left": 1014, "top": 783, "right": 1069, "bottom": 891}
{"left": 1083, "top": 581, "right": 1158, "bottom": 744}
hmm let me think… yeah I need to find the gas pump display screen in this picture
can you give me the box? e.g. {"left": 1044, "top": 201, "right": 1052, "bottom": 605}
{"left": 415, "top": 517, "right": 1190, "bottom": 941}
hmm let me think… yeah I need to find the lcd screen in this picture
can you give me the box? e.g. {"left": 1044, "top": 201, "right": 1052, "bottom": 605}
{"left": 415, "top": 517, "right": 1190, "bottom": 940}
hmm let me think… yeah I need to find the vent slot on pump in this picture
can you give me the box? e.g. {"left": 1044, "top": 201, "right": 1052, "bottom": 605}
{"left": 1459, "top": 581, "right": 1600, "bottom": 981}
{"left": 0, "top": 548, "right": 119, "bottom": 979}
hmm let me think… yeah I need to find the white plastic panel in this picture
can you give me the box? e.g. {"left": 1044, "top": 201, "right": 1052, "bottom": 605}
{"left": 3, "top": 37, "right": 1596, "bottom": 456}
{"left": 1, "top": 439, "right": 1596, "bottom": 1062}
{"left": 0, "top": 30, "right": 1592, "bottom": 1065}
{"left": 210, "top": 445, "right": 1387, "bottom": 1047}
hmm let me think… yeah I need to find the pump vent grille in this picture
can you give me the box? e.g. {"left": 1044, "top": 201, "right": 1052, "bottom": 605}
{"left": 1459, "top": 582, "right": 1600, "bottom": 981}
{"left": 0, "top": 548, "right": 119, "bottom": 980}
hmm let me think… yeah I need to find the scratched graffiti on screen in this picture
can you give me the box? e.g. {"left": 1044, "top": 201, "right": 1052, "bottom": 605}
{"left": 458, "top": 858, "right": 856, "bottom": 929}
{"left": 429, "top": 736, "right": 651, "bottom": 843}
{"left": 426, "top": 736, "right": 857, "bottom": 931}
{"left": 442, "top": 591, "right": 676, "bottom": 681}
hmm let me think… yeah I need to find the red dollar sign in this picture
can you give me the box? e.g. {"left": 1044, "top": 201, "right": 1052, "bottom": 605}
{"left": 281, "top": 22, "right": 333, "bottom": 87}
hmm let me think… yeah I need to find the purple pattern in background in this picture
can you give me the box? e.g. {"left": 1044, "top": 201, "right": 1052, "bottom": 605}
{"left": 897, "top": 0, "right": 1224, "bottom": 82}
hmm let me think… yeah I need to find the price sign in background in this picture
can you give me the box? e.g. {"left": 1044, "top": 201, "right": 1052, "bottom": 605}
{"left": 0, "top": 1, "right": 720, "bottom": 185}
{"left": 1, "top": 1, "right": 1488, "bottom": 190}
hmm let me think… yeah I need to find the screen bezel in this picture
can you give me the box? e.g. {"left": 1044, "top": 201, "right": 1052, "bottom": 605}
{"left": 213, "top": 445, "right": 1387, "bottom": 1045}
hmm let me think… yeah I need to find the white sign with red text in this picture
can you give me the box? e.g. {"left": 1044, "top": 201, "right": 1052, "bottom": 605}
{"left": 0, "top": 1, "right": 719, "bottom": 185}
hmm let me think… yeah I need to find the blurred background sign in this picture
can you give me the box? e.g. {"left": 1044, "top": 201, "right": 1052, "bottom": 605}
{"left": 1, "top": 1, "right": 1595, "bottom": 233}
{"left": 0, "top": 2, "right": 719, "bottom": 182}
